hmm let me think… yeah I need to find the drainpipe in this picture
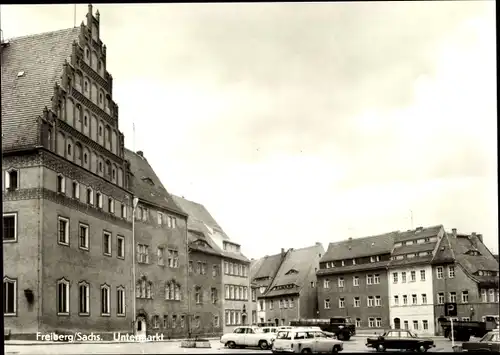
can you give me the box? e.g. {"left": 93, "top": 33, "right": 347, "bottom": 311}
{"left": 131, "top": 197, "right": 138, "bottom": 334}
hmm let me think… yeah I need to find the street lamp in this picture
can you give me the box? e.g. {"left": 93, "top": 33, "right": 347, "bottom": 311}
{"left": 185, "top": 227, "right": 192, "bottom": 339}
{"left": 131, "top": 196, "right": 139, "bottom": 334}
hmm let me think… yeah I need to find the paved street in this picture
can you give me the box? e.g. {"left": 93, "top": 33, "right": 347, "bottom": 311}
{"left": 5, "top": 336, "right": 466, "bottom": 354}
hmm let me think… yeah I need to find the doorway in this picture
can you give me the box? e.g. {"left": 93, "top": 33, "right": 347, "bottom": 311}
{"left": 136, "top": 316, "right": 147, "bottom": 338}
{"left": 394, "top": 318, "right": 401, "bottom": 329}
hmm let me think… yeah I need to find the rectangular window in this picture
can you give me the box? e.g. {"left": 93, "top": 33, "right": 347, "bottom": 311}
{"left": 374, "top": 274, "right": 380, "bottom": 284}
{"left": 117, "top": 235, "right": 125, "bottom": 259}
{"left": 214, "top": 315, "right": 220, "bottom": 327}
{"left": 324, "top": 299, "right": 330, "bottom": 309}
{"left": 137, "top": 244, "right": 149, "bottom": 263}
{"left": 168, "top": 249, "right": 179, "bottom": 268}
{"left": 449, "top": 292, "right": 457, "bottom": 303}
{"left": 117, "top": 288, "right": 125, "bottom": 316}
{"left": 420, "top": 270, "right": 426, "bottom": 281}
{"left": 481, "top": 289, "right": 488, "bottom": 302}
{"left": 401, "top": 272, "right": 407, "bottom": 283}
{"left": 163, "top": 315, "right": 169, "bottom": 328}
{"left": 5, "top": 169, "right": 19, "bottom": 190}
{"left": 367, "top": 296, "right": 374, "bottom": 307}
{"left": 79, "top": 283, "right": 90, "bottom": 315}
{"left": 393, "top": 295, "right": 399, "bottom": 305}
{"left": 101, "top": 285, "right": 110, "bottom": 315}
{"left": 57, "top": 175, "right": 66, "bottom": 194}
{"left": 412, "top": 294, "right": 417, "bottom": 305}
{"left": 339, "top": 297, "right": 345, "bottom": 308}
{"left": 355, "top": 318, "right": 362, "bottom": 328}
{"left": 375, "top": 295, "right": 381, "bottom": 307}
{"left": 422, "top": 294, "right": 427, "bottom": 304}
{"left": 354, "top": 297, "right": 360, "bottom": 307}
{"left": 108, "top": 198, "right": 115, "bottom": 214}
{"left": 367, "top": 275, "right": 373, "bottom": 285}
{"left": 422, "top": 320, "right": 428, "bottom": 330}
{"left": 97, "top": 192, "right": 103, "bottom": 209}
{"left": 57, "top": 279, "right": 70, "bottom": 314}
{"left": 448, "top": 265, "right": 455, "bottom": 278}
{"left": 375, "top": 318, "right": 382, "bottom": 328}
{"left": 3, "top": 278, "right": 17, "bottom": 315}
{"left": 438, "top": 293, "right": 444, "bottom": 304}
{"left": 121, "top": 203, "right": 127, "bottom": 219}
{"left": 368, "top": 317, "right": 375, "bottom": 328}
{"left": 324, "top": 279, "right": 330, "bottom": 288}
{"left": 3, "top": 213, "right": 17, "bottom": 242}
{"left": 211, "top": 288, "right": 218, "bottom": 304}
{"left": 404, "top": 320, "right": 409, "bottom": 330}
{"left": 403, "top": 295, "right": 408, "bottom": 305}
{"left": 410, "top": 271, "right": 416, "bottom": 282}
{"left": 353, "top": 276, "right": 359, "bottom": 286}
{"left": 58, "top": 217, "right": 70, "bottom": 245}
{"left": 103, "top": 232, "right": 111, "bottom": 256}
{"left": 413, "top": 320, "right": 419, "bottom": 330}
{"left": 172, "top": 315, "right": 177, "bottom": 328}
{"left": 461, "top": 291, "right": 469, "bottom": 303}
{"left": 72, "top": 181, "right": 80, "bottom": 199}
{"left": 157, "top": 212, "right": 163, "bottom": 225}
{"left": 86, "top": 188, "right": 94, "bottom": 205}
{"left": 79, "top": 223, "right": 89, "bottom": 250}
{"left": 212, "top": 265, "right": 218, "bottom": 277}
{"left": 393, "top": 272, "right": 398, "bottom": 283}
{"left": 338, "top": 277, "right": 344, "bottom": 288}
{"left": 157, "top": 247, "right": 164, "bottom": 265}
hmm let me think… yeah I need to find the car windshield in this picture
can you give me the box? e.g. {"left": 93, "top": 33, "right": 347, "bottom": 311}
{"left": 408, "top": 331, "right": 417, "bottom": 338}
{"left": 253, "top": 328, "right": 263, "bottom": 333}
{"left": 480, "top": 332, "right": 495, "bottom": 342}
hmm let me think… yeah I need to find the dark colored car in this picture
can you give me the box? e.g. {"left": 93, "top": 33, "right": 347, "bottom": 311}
{"left": 290, "top": 317, "right": 355, "bottom": 341}
{"left": 366, "top": 329, "right": 436, "bottom": 352}
{"left": 461, "top": 329, "right": 499, "bottom": 352}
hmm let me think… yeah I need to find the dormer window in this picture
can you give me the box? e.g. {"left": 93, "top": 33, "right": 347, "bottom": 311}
{"left": 142, "top": 177, "right": 154, "bottom": 186}
{"left": 352, "top": 259, "right": 356, "bottom": 265}
{"left": 285, "top": 269, "right": 298, "bottom": 275}
{"left": 370, "top": 255, "right": 380, "bottom": 263}
{"left": 341, "top": 260, "right": 345, "bottom": 266}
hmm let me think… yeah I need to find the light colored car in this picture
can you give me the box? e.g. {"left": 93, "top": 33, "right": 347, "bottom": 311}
{"left": 220, "top": 326, "right": 276, "bottom": 350}
{"left": 272, "top": 328, "right": 344, "bottom": 353}
{"left": 262, "top": 326, "right": 279, "bottom": 334}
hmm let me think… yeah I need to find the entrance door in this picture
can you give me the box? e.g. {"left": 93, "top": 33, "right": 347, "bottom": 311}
{"left": 394, "top": 318, "right": 401, "bottom": 329}
{"left": 136, "top": 317, "right": 147, "bottom": 338}
{"left": 242, "top": 314, "right": 247, "bottom": 325}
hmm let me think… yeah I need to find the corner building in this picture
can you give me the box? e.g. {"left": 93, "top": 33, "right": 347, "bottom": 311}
{"left": 317, "top": 233, "right": 396, "bottom": 332}
{"left": 2, "top": 5, "right": 133, "bottom": 339}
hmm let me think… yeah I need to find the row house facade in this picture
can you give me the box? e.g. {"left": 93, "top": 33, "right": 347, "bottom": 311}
{"left": 172, "top": 195, "right": 252, "bottom": 336}
{"left": 317, "top": 233, "right": 397, "bottom": 331}
{"left": 261, "top": 244, "right": 324, "bottom": 326}
{"left": 387, "top": 226, "right": 445, "bottom": 336}
{"left": 2, "top": 5, "right": 134, "bottom": 340}
{"left": 125, "top": 149, "right": 191, "bottom": 339}
{"left": 431, "top": 228, "right": 499, "bottom": 335}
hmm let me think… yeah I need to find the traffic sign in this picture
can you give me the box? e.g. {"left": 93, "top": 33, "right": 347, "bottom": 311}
{"left": 445, "top": 302, "right": 457, "bottom": 317}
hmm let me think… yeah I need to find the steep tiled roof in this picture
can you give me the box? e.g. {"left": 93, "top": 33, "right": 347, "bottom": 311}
{"left": 396, "top": 225, "right": 443, "bottom": 242}
{"left": 431, "top": 232, "right": 456, "bottom": 264}
{"left": 321, "top": 232, "right": 397, "bottom": 262}
{"left": 453, "top": 235, "right": 499, "bottom": 275}
{"left": 264, "top": 243, "right": 325, "bottom": 298}
{"left": 171, "top": 195, "right": 248, "bottom": 262}
{"left": 171, "top": 195, "right": 228, "bottom": 239}
{"left": 188, "top": 230, "right": 223, "bottom": 257}
{"left": 1, "top": 28, "right": 80, "bottom": 151}
{"left": 125, "top": 149, "right": 186, "bottom": 216}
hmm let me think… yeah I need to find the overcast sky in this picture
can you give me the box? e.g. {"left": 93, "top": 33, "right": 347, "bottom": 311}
{"left": 2, "top": 2, "right": 497, "bottom": 259}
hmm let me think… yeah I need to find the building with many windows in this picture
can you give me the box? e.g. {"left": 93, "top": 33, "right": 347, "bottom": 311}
{"left": 2, "top": 5, "right": 133, "bottom": 339}
{"left": 261, "top": 243, "right": 324, "bottom": 326}
{"left": 431, "top": 228, "right": 499, "bottom": 334}
{"left": 124, "top": 149, "right": 189, "bottom": 339}
{"left": 317, "top": 233, "right": 397, "bottom": 331}
{"left": 387, "top": 226, "right": 445, "bottom": 336}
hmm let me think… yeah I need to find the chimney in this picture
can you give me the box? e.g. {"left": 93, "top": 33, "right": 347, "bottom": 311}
{"left": 281, "top": 248, "right": 285, "bottom": 258}
{"left": 137, "top": 151, "right": 144, "bottom": 158}
{"left": 348, "top": 237, "right": 353, "bottom": 241}
{"left": 316, "top": 242, "right": 322, "bottom": 246}
{"left": 416, "top": 226, "right": 424, "bottom": 232}
{"left": 451, "top": 228, "right": 457, "bottom": 238}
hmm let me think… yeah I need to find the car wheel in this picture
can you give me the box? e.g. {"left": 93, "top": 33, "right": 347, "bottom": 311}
{"left": 259, "top": 340, "right": 269, "bottom": 350}
{"left": 301, "top": 349, "right": 312, "bottom": 354}
{"left": 227, "top": 341, "right": 236, "bottom": 349}
{"left": 337, "top": 333, "right": 345, "bottom": 340}
{"left": 332, "top": 345, "right": 339, "bottom": 354}
{"left": 418, "top": 345, "right": 427, "bottom": 352}
{"left": 377, "top": 344, "right": 385, "bottom": 352}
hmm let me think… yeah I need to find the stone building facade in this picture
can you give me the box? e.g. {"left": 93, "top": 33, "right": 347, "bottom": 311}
{"left": 2, "top": 5, "right": 133, "bottom": 339}
{"left": 317, "top": 233, "right": 396, "bottom": 332}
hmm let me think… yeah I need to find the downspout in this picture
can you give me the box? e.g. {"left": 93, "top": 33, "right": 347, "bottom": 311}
{"left": 38, "top": 150, "right": 44, "bottom": 333}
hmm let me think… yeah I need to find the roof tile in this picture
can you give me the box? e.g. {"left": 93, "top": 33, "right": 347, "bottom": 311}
{"left": 321, "top": 232, "right": 397, "bottom": 262}
{"left": 1, "top": 28, "right": 80, "bottom": 150}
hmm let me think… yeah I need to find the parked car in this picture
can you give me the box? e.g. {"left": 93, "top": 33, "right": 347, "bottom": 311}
{"left": 220, "top": 326, "right": 276, "bottom": 350}
{"left": 461, "top": 329, "right": 500, "bottom": 352}
{"left": 365, "top": 329, "right": 435, "bottom": 352}
{"left": 290, "top": 317, "right": 355, "bottom": 340}
{"left": 262, "top": 326, "right": 279, "bottom": 334}
{"left": 272, "top": 328, "right": 344, "bottom": 353}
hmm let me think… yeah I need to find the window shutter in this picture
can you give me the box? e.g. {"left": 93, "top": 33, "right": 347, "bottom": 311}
{"left": 5, "top": 170, "right": 10, "bottom": 189}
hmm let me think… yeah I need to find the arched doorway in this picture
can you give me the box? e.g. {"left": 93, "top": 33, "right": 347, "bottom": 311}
{"left": 136, "top": 316, "right": 147, "bottom": 338}
{"left": 394, "top": 318, "right": 401, "bottom": 329}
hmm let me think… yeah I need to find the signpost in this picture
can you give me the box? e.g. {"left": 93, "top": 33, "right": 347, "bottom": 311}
{"left": 445, "top": 302, "right": 458, "bottom": 347}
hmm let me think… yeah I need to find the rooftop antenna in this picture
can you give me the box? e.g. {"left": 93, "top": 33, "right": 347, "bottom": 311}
{"left": 410, "top": 210, "right": 414, "bottom": 229}
{"left": 73, "top": 4, "right": 76, "bottom": 28}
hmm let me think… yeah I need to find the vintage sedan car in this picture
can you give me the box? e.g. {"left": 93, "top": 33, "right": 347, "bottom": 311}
{"left": 366, "top": 329, "right": 435, "bottom": 352}
{"left": 272, "top": 328, "right": 344, "bottom": 353}
{"left": 262, "top": 326, "right": 279, "bottom": 334}
{"left": 220, "top": 326, "right": 276, "bottom": 350}
{"left": 462, "top": 329, "right": 499, "bottom": 352}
